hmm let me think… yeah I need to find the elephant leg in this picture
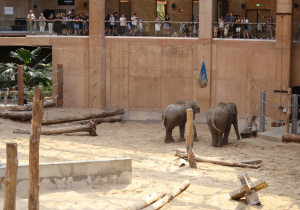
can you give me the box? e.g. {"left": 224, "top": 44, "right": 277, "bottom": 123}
{"left": 165, "top": 127, "right": 175, "bottom": 143}
{"left": 179, "top": 124, "right": 185, "bottom": 141}
{"left": 223, "top": 124, "right": 232, "bottom": 145}
{"left": 208, "top": 124, "right": 218, "bottom": 147}
{"left": 193, "top": 122, "right": 199, "bottom": 141}
{"left": 217, "top": 131, "right": 223, "bottom": 147}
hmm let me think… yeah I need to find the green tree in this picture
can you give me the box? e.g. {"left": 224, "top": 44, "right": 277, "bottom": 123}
{"left": 0, "top": 47, "right": 52, "bottom": 90}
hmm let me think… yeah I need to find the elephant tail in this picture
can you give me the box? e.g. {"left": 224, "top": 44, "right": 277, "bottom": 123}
{"left": 211, "top": 120, "right": 223, "bottom": 133}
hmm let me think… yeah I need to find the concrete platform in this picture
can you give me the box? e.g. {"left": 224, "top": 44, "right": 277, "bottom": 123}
{"left": 0, "top": 158, "right": 132, "bottom": 191}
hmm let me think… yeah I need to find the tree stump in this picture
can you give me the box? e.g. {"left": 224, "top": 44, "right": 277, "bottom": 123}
{"left": 240, "top": 114, "right": 256, "bottom": 138}
{"left": 1, "top": 143, "right": 18, "bottom": 210}
{"left": 186, "top": 109, "right": 197, "bottom": 169}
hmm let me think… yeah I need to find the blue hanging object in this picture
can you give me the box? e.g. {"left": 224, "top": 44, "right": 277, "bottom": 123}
{"left": 197, "top": 60, "right": 208, "bottom": 88}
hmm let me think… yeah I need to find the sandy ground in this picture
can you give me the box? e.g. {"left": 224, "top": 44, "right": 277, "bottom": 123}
{"left": 0, "top": 108, "right": 299, "bottom": 210}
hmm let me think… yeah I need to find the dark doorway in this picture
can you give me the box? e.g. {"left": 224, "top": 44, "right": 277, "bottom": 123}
{"left": 246, "top": 9, "right": 271, "bottom": 37}
{"left": 44, "top": 10, "right": 55, "bottom": 19}
{"left": 120, "top": 1, "right": 131, "bottom": 18}
{"left": 292, "top": 86, "right": 300, "bottom": 119}
{"left": 217, "top": 0, "right": 229, "bottom": 20}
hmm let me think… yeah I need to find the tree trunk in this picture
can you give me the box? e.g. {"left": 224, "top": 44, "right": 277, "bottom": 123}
{"left": 57, "top": 64, "right": 63, "bottom": 108}
{"left": 41, "top": 108, "right": 125, "bottom": 125}
{"left": 143, "top": 180, "right": 191, "bottom": 210}
{"left": 28, "top": 87, "right": 44, "bottom": 210}
{"left": 282, "top": 132, "right": 300, "bottom": 142}
{"left": 175, "top": 149, "right": 260, "bottom": 169}
{"left": 0, "top": 100, "right": 56, "bottom": 112}
{"left": 186, "top": 109, "right": 197, "bottom": 168}
{"left": 1, "top": 143, "right": 18, "bottom": 210}
{"left": 0, "top": 110, "right": 32, "bottom": 121}
{"left": 48, "top": 115, "right": 122, "bottom": 126}
{"left": 251, "top": 122, "right": 258, "bottom": 137}
{"left": 127, "top": 193, "right": 166, "bottom": 210}
{"left": 285, "top": 88, "right": 292, "bottom": 133}
{"left": 18, "top": 65, "right": 24, "bottom": 106}
{"left": 14, "top": 120, "right": 97, "bottom": 136}
{"left": 240, "top": 114, "right": 256, "bottom": 138}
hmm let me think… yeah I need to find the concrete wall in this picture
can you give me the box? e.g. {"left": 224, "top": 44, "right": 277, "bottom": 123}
{"left": 0, "top": 158, "right": 132, "bottom": 191}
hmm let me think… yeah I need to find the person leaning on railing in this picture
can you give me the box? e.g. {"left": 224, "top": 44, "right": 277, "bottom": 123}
{"left": 120, "top": 14, "right": 126, "bottom": 36}
{"left": 27, "top": 10, "right": 36, "bottom": 35}
{"left": 47, "top": 13, "right": 54, "bottom": 35}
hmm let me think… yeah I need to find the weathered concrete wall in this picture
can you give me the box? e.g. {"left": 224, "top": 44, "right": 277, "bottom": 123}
{"left": 0, "top": 158, "right": 132, "bottom": 191}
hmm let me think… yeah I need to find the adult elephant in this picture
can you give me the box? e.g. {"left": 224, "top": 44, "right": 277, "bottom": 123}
{"left": 207, "top": 102, "right": 240, "bottom": 147}
{"left": 162, "top": 101, "right": 200, "bottom": 143}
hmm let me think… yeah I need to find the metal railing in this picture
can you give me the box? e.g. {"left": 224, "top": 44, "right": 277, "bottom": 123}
{"left": 213, "top": 22, "right": 276, "bottom": 40}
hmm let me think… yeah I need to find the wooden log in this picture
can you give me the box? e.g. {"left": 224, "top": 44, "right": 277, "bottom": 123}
{"left": 0, "top": 110, "right": 32, "bottom": 121}
{"left": 240, "top": 114, "right": 256, "bottom": 138}
{"left": 127, "top": 193, "right": 166, "bottom": 210}
{"left": 175, "top": 149, "right": 260, "bottom": 169}
{"left": 144, "top": 180, "right": 191, "bottom": 210}
{"left": 240, "top": 159, "right": 262, "bottom": 165}
{"left": 0, "top": 100, "right": 56, "bottom": 112}
{"left": 251, "top": 122, "right": 258, "bottom": 137}
{"left": 41, "top": 108, "right": 125, "bottom": 125}
{"left": 47, "top": 115, "right": 122, "bottom": 127}
{"left": 285, "top": 88, "right": 292, "bottom": 133}
{"left": 1, "top": 143, "right": 18, "bottom": 210}
{"left": 14, "top": 120, "right": 97, "bottom": 136}
{"left": 28, "top": 86, "right": 44, "bottom": 210}
{"left": 18, "top": 65, "right": 24, "bottom": 106}
{"left": 282, "top": 132, "right": 300, "bottom": 143}
{"left": 186, "top": 109, "right": 197, "bottom": 169}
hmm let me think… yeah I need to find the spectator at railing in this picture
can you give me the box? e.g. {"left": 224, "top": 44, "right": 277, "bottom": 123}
{"left": 248, "top": 24, "right": 253, "bottom": 39}
{"left": 225, "top": 13, "right": 230, "bottom": 23}
{"left": 66, "top": 14, "right": 72, "bottom": 35}
{"left": 54, "top": 13, "right": 62, "bottom": 36}
{"left": 69, "top": 12, "right": 75, "bottom": 35}
{"left": 267, "top": 16, "right": 274, "bottom": 39}
{"left": 39, "top": 13, "right": 46, "bottom": 36}
{"left": 73, "top": 15, "right": 80, "bottom": 35}
{"left": 61, "top": 13, "right": 67, "bottom": 35}
{"left": 105, "top": 14, "right": 110, "bottom": 35}
{"left": 257, "top": 23, "right": 262, "bottom": 39}
{"left": 131, "top": 13, "right": 138, "bottom": 36}
{"left": 229, "top": 12, "right": 235, "bottom": 38}
{"left": 219, "top": 16, "right": 224, "bottom": 38}
{"left": 241, "top": 16, "right": 249, "bottom": 39}
{"left": 235, "top": 16, "right": 241, "bottom": 38}
{"left": 163, "top": 13, "right": 171, "bottom": 37}
{"left": 82, "top": 14, "right": 88, "bottom": 35}
{"left": 114, "top": 12, "right": 118, "bottom": 36}
{"left": 109, "top": 13, "right": 115, "bottom": 36}
{"left": 47, "top": 13, "right": 54, "bottom": 35}
{"left": 120, "top": 14, "right": 126, "bottom": 36}
{"left": 27, "top": 10, "right": 36, "bottom": 35}
{"left": 138, "top": 19, "right": 143, "bottom": 36}
{"left": 155, "top": 14, "right": 162, "bottom": 36}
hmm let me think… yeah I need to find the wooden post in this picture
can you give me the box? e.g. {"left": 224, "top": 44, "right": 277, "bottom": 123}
{"left": 57, "top": 64, "right": 63, "bottom": 108}
{"left": 1, "top": 143, "right": 18, "bottom": 210}
{"left": 17, "top": 65, "right": 24, "bottom": 106}
{"left": 285, "top": 88, "right": 292, "bottom": 133}
{"left": 186, "top": 109, "right": 197, "bottom": 168}
{"left": 28, "top": 86, "right": 44, "bottom": 210}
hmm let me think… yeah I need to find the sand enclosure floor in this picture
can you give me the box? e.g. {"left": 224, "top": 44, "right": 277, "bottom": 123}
{"left": 0, "top": 108, "right": 299, "bottom": 210}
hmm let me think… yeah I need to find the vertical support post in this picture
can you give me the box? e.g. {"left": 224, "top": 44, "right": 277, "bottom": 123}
{"left": 291, "top": 94, "right": 298, "bottom": 134}
{"left": 17, "top": 65, "right": 24, "bottom": 106}
{"left": 285, "top": 88, "right": 292, "bottom": 133}
{"left": 28, "top": 86, "right": 44, "bottom": 210}
{"left": 186, "top": 109, "right": 197, "bottom": 169}
{"left": 1, "top": 143, "right": 18, "bottom": 210}
{"left": 57, "top": 64, "right": 63, "bottom": 108}
{"left": 259, "top": 90, "right": 266, "bottom": 132}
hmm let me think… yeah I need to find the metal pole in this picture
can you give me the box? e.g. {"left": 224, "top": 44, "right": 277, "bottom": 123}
{"left": 259, "top": 90, "right": 266, "bottom": 132}
{"left": 291, "top": 94, "right": 298, "bottom": 134}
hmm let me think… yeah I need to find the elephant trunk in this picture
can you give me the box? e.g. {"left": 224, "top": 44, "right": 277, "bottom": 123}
{"left": 233, "top": 121, "right": 240, "bottom": 140}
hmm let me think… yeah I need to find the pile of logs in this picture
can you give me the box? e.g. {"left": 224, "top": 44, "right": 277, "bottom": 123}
{"left": 0, "top": 100, "right": 124, "bottom": 136}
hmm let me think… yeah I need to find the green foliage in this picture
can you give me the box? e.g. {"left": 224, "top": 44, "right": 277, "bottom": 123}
{"left": 0, "top": 47, "right": 52, "bottom": 94}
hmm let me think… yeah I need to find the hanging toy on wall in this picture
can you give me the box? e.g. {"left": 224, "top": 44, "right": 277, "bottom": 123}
{"left": 197, "top": 59, "right": 208, "bottom": 88}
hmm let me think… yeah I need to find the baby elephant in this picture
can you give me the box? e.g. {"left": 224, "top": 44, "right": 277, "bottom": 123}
{"left": 207, "top": 102, "right": 240, "bottom": 147}
{"left": 162, "top": 101, "right": 200, "bottom": 143}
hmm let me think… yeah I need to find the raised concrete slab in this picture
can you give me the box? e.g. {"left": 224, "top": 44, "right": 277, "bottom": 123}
{"left": 0, "top": 158, "right": 132, "bottom": 191}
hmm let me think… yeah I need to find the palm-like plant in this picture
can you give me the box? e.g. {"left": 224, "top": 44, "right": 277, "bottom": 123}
{"left": 0, "top": 47, "right": 52, "bottom": 90}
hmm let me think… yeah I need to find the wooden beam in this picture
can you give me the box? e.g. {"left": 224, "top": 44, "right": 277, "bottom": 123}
{"left": 57, "top": 64, "right": 63, "bottom": 108}
{"left": 186, "top": 109, "right": 197, "bottom": 168}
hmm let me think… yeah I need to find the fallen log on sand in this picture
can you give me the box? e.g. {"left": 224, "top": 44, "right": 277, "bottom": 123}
{"left": 0, "top": 110, "right": 32, "bottom": 121}
{"left": 0, "top": 100, "right": 56, "bottom": 111}
{"left": 48, "top": 115, "right": 122, "bottom": 127}
{"left": 13, "top": 120, "right": 97, "bottom": 136}
{"left": 175, "top": 149, "right": 260, "bottom": 169}
{"left": 143, "top": 180, "right": 191, "bottom": 210}
{"left": 42, "top": 108, "right": 125, "bottom": 125}
{"left": 282, "top": 132, "right": 300, "bottom": 143}
{"left": 126, "top": 193, "right": 166, "bottom": 210}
